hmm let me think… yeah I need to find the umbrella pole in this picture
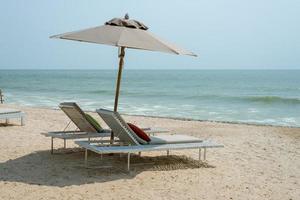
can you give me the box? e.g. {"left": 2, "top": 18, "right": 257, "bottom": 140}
{"left": 114, "top": 46, "right": 125, "bottom": 112}
{"left": 111, "top": 46, "right": 125, "bottom": 142}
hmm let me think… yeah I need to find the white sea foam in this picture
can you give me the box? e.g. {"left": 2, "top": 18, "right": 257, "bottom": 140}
{"left": 248, "top": 108, "right": 259, "bottom": 113}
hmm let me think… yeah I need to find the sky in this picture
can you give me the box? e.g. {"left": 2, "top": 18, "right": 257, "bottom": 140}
{"left": 0, "top": 0, "right": 299, "bottom": 70}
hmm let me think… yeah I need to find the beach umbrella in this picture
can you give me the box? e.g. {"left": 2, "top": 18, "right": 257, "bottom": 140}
{"left": 50, "top": 14, "right": 196, "bottom": 139}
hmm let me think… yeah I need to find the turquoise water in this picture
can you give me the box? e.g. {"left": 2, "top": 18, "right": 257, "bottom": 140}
{"left": 0, "top": 70, "right": 299, "bottom": 127}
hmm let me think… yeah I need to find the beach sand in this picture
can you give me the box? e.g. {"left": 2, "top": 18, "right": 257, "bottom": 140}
{"left": 0, "top": 105, "right": 299, "bottom": 200}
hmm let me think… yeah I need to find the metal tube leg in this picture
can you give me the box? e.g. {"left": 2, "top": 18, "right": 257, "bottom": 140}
{"left": 167, "top": 150, "right": 170, "bottom": 156}
{"left": 204, "top": 148, "right": 207, "bottom": 160}
{"left": 127, "top": 153, "right": 131, "bottom": 171}
{"left": 51, "top": 137, "right": 54, "bottom": 154}
{"left": 199, "top": 148, "right": 201, "bottom": 161}
{"left": 21, "top": 117, "right": 24, "bottom": 126}
{"left": 5, "top": 119, "right": 9, "bottom": 124}
{"left": 85, "top": 149, "right": 88, "bottom": 167}
{"left": 198, "top": 148, "right": 202, "bottom": 167}
{"left": 64, "top": 139, "right": 66, "bottom": 149}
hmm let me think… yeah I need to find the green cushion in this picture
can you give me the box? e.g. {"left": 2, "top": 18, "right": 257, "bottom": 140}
{"left": 85, "top": 113, "right": 103, "bottom": 132}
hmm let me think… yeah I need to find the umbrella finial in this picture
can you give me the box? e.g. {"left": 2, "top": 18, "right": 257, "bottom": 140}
{"left": 124, "top": 13, "right": 129, "bottom": 20}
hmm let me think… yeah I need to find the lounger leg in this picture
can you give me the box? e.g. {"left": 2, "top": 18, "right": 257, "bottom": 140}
{"left": 199, "top": 148, "right": 201, "bottom": 161}
{"left": 51, "top": 137, "right": 54, "bottom": 154}
{"left": 110, "top": 131, "right": 114, "bottom": 144}
{"left": 63, "top": 139, "right": 66, "bottom": 149}
{"left": 85, "top": 149, "right": 88, "bottom": 167}
{"left": 127, "top": 153, "right": 131, "bottom": 171}
{"left": 138, "top": 152, "right": 141, "bottom": 156}
{"left": 167, "top": 150, "right": 170, "bottom": 156}
{"left": 204, "top": 148, "right": 207, "bottom": 160}
{"left": 21, "top": 117, "right": 24, "bottom": 126}
{"left": 5, "top": 119, "right": 9, "bottom": 124}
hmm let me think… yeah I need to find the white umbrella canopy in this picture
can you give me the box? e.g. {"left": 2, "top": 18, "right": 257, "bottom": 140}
{"left": 51, "top": 14, "right": 196, "bottom": 141}
{"left": 51, "top": 16, "right": 196, "bottom": 56}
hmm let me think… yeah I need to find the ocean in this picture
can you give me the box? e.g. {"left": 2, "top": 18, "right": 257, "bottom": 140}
{"left": 0, "top": 70, "right": 299, "bottom": 127}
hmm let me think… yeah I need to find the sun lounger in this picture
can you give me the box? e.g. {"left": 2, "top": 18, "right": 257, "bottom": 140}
{"left": 42, "top": 102, "right": 168, "bottom": 153}
{"left": 75, "top": 109, "right": 224, "bottom": 171}
{"left": 42, "top": 102, "right": 112, "bottom": 153}
{"left": 0, "top": 108, "right": 25, "bottom": 126}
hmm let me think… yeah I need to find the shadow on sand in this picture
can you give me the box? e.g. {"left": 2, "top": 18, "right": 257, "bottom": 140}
{"left": 0, "top": 123, "right": 16, "bottom": 127}
{"left": 0, "top": 149, "right": 214, "bottom": 187}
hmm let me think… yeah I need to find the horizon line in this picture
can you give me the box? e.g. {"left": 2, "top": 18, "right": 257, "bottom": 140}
{"left": 0, "top": 68, "right": 299, "bottom": 70}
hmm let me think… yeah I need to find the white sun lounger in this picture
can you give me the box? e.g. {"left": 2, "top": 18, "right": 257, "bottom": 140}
{"left": 75, "top": 109, "right": 224, "bottom": 171}
{"left": 0, "top": 108, "right": 25, "bottom": 126}
{"left": 42, "top": 102, "right": 112, "bottom": 153}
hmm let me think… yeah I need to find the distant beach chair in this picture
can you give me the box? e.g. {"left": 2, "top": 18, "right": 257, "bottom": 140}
{"left": 0, "top": 108, "right": 25, "bottom": 126}
{"left": 42, "top": 102, "right": 167, "bottom": 154}
{"left": 75, "top": 109, "right": 224, "bottom": 171}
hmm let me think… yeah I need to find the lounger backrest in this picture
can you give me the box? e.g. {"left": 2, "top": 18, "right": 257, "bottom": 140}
{"left": 59, "top": 102, "right": 97, "bottom": 132}
{"left": 96, "top": 109, "right": 140, "bottom": 145}
{"left": 113, "top": 111, "right": 148, "bottom": 144}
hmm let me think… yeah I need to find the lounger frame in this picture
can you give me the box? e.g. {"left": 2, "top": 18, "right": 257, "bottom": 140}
{"left": 75, "top": 109, "right": 223, "bottom": 171}
{"left": 42, "top": 131, "right": 111, "bottom": 154}
{"left": 0, "top": 110, "right": 25, "bottom": 126}
{"left": 76, "top": 139, "right": 223, "bottom": 171}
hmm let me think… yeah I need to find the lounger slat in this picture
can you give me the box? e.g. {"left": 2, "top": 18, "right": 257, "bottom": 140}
{"left": 143, "top": 128, "right": 169, "bottom": 134}
{"left": 42, "top": 131, "right": 111, "bottom": 139}
{"left": 76, "top": 140, "right": 224, "bottom": 154}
